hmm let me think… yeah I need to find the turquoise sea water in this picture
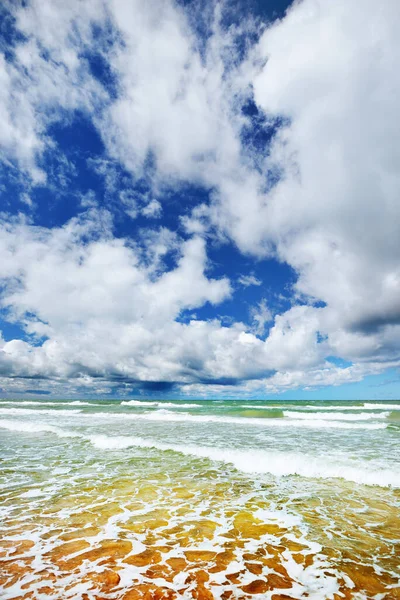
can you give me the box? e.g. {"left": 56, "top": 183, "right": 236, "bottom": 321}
{"left": 0, "top": 398, "right": 399, "bottom": 599}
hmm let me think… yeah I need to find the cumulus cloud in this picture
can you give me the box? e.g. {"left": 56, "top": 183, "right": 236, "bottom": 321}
{"left": 0, "top": 0, "right": 399, "bottom": 396}
{"left": 207, "top": 0, "right": 400, "bottom": 368}
{"left": 0, "top": 212, "right": 263, "bottom": 389}
{"left": 1, "top": 208, "right": 394, "bottom": 396}
{"left": 0, "top": 212, "right": 328, "bottom": 394}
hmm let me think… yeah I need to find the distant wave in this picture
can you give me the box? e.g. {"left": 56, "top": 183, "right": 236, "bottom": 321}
{"left": 302, "top": 403, "right": 400, "bottom": 411}
{"left": 0, "top": 400, "right": 100, "bottom": 407}
{"left": 242, "top": 404, "right": 286, "bottom": 409}
{"left": 363, "top": 403, "right": 400, "bottom": 410}
{"left": 120, "top": 400, "right": 200, "bottom": 408}
{"left": 68, "top": 400, "right": 103, "bottom": 406}
{"left": 283, "top": 411, "right": 389, "bottom": 421}
{"left": 0, "top": 407, "right": 82, "bottom": 416}
{"left": 87, "top": 409, "right": 387, "bottom": 430}
{"left": 242, "top": 404, "right": 368, "bottom": 411}
{"left": 0, "top": 404, "right": 388, "bottom": 429}
{"left": 88, "top": 434, "right": 400, "bottom": 488}
{"left": 0, "top": 400, "right": 63, "bottom": 406}
{"left": 132, "top": 410, "right": 388, "bottom": 429}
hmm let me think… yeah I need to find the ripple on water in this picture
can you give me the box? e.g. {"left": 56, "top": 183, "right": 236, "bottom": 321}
{"left": 1, "top": 456, "right": 399, "bottom": 600}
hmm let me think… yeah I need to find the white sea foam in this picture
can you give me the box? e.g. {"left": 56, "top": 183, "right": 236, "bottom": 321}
{"left": 120, "top": 400, "right": 200, "bottom": 408}
{"left": 0, "top": 419, "right": 80, "bottom": 438}
{"left": 0, "top": 404, "right": 387, "bottom": 430}
{"left": 1, "top": 418, "right": 396, "bottom": 487}
{"left": 363, "top": 403, "right": 400, "bottom": 410}
{"left": 88, "top": 435, "right": 400, "bottom": 488}
{"left": 283, "top": 410, "right": 389, "bottom": 421}
{"left": 68, "top": 400, "right": 102, "bottom": 406}
{"left": 242, "top": 404, "right": 372, "bottom": 411}
{"left": 0, "top": 400, "right": 63, "bottom": 406}
{"left": 254, "top": 507, "right": 303, "bottom": 528}
{"left": 19, "top": 406, "right": 385, "bottom": 430}
{"left": 241, "top": 404, "right": 284, "bottom": 409}
{"left": 302, "top": 404, "right": 400, "bottom": 411}
{"left": 100, "top": 410, "right": 387, "bottom": 429}
{"left": 0, "top": 400, "right": 99, "bottom": 406}
{"left": 0, "top": 407, "right": 82, "bottom": 416}
{"left": 19, "top": 489, "right": 45, "bottom": 498}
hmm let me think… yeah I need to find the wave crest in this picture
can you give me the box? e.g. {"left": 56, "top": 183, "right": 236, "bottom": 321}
{"left": 88, "top": 434, "right": 400, "bottom": 488}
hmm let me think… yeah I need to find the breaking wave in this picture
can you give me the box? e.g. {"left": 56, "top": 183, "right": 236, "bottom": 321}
{"left": 120, "top": 400, "right": 200, "bottom": 408}
{"left": 283, "top": 411, "right": 389, "bottom": 421}
{"left": 0, "top": 419, "right": 80, "bottom": 438}
{"left": 88, "top": 434, "right": 400, "bottom": 488}
{"left": 102, "top": 410, "right": 387, "bottom": 429}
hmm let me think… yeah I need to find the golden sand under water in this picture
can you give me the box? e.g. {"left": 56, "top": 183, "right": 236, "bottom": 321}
{"left": 1, "top": 467, "right": 399, "bottom": 600}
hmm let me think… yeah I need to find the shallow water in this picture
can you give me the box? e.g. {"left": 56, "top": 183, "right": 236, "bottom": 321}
{"left": 0, "top": 398, "right": 399, "bottom": 599}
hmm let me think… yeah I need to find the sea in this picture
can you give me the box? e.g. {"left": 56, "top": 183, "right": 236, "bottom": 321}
{"left": 0, "top": 398, "right": 399, "bottom": 599}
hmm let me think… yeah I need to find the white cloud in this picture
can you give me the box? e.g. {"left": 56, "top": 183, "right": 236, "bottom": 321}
{"left": 80, "top": 190, "right": 98, "bottom": 209}
{"left": 0, "top": 0, "right": 108, "bottom": 181}
{"left": 0, "top": 0, "right": 399, "bottom": 395}
{"left": 0, "top": 213, "right": 330, "bottom": 393}
{"left": 0, "top": 205, "right": 398, "bottom": 395}
{"left": 142, "top": 198, "right": 162, "bottom": 218}
{"left": 20, "top": 193, "right": 34, "bottom": 208}
{"left": 95, "top": 0, "right": 251, "bottom": 190}
{"left": 207, "top": 0, "right": 400, "bottom": 368}
{"left": 238, "top": 274, "right": 262, "bottom": 288}
{"left": 250, "top": 299, "right": 272, "bottom": 336}
{"left": 1, "top": 213, "right": 266, "bottom": 389}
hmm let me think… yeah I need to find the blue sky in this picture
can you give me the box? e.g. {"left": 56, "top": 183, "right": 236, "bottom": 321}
{"left": 0, "top": 0, "right": 399, "bottom": 399}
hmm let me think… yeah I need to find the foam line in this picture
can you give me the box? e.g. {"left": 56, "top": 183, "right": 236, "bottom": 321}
{"left": 283, "top": 411, "right": 389, "bottom": 421}
{"left": 88, "top": 434, "right": 400, "bottom": 488}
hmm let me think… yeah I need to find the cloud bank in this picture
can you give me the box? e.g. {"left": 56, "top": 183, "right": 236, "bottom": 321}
{"left": 0, "top": 0, "right": 399, "bottom": 397}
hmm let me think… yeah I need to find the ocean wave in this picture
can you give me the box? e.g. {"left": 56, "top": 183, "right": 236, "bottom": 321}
{"left": 241, "top": 404, "right": 375, "bottom": 411}
{"left": 363, "top": 403, "right": 400, "bottom": 410}
{"left": 0, "top": 419, "right": 80, "bottom": 438}
{"left": 0, "top": 400, "right": 101, "bottom": 407}
{"left": 0, "top": 400, "right": 63, "bottom": 406}
{"left": 283, "top": 411, "right": 389, "bottom": 421}
{"left": 111, "top": 410, "right": 387, "bottom": 429}
{"left": 68, "top": 400, "right": 103, "bottom": 406}
{"left": 301, "top": 404, "right": 400, "bottom": 411}
{"left": 88, "top": 434, "right": 400, "bottom": 488}
{"left": 120, "top": 400, "right": 200, "bottom": 408}
{"left": 29, "top": 408, "right": 385, "bottom": 430}
{"left": 242, "top": 404, "right": 370, "bottom": 411}
{"left": 1, "top": 404, "right": 387, "bottom": 429}
{"left": 242, "top": 404, "right": 285, "bottom": 409}
{"left": 2, "top": 420, "right": 396, "bottom": 487}
{"left": 0, "top": 407, "right": 82, "bottom": 416}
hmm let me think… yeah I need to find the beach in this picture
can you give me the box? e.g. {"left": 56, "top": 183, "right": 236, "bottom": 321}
{"left": 0, "top": 399, "right": 399, "bottom": 599}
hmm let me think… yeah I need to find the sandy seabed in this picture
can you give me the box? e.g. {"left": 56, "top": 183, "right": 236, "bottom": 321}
{"left": 1, "top": 469, "right": 400, "bottom": 599}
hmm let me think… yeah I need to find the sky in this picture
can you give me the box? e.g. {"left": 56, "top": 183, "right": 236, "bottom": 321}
{"left": 0, "top": 0, "right": 399, "bottom": 400}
